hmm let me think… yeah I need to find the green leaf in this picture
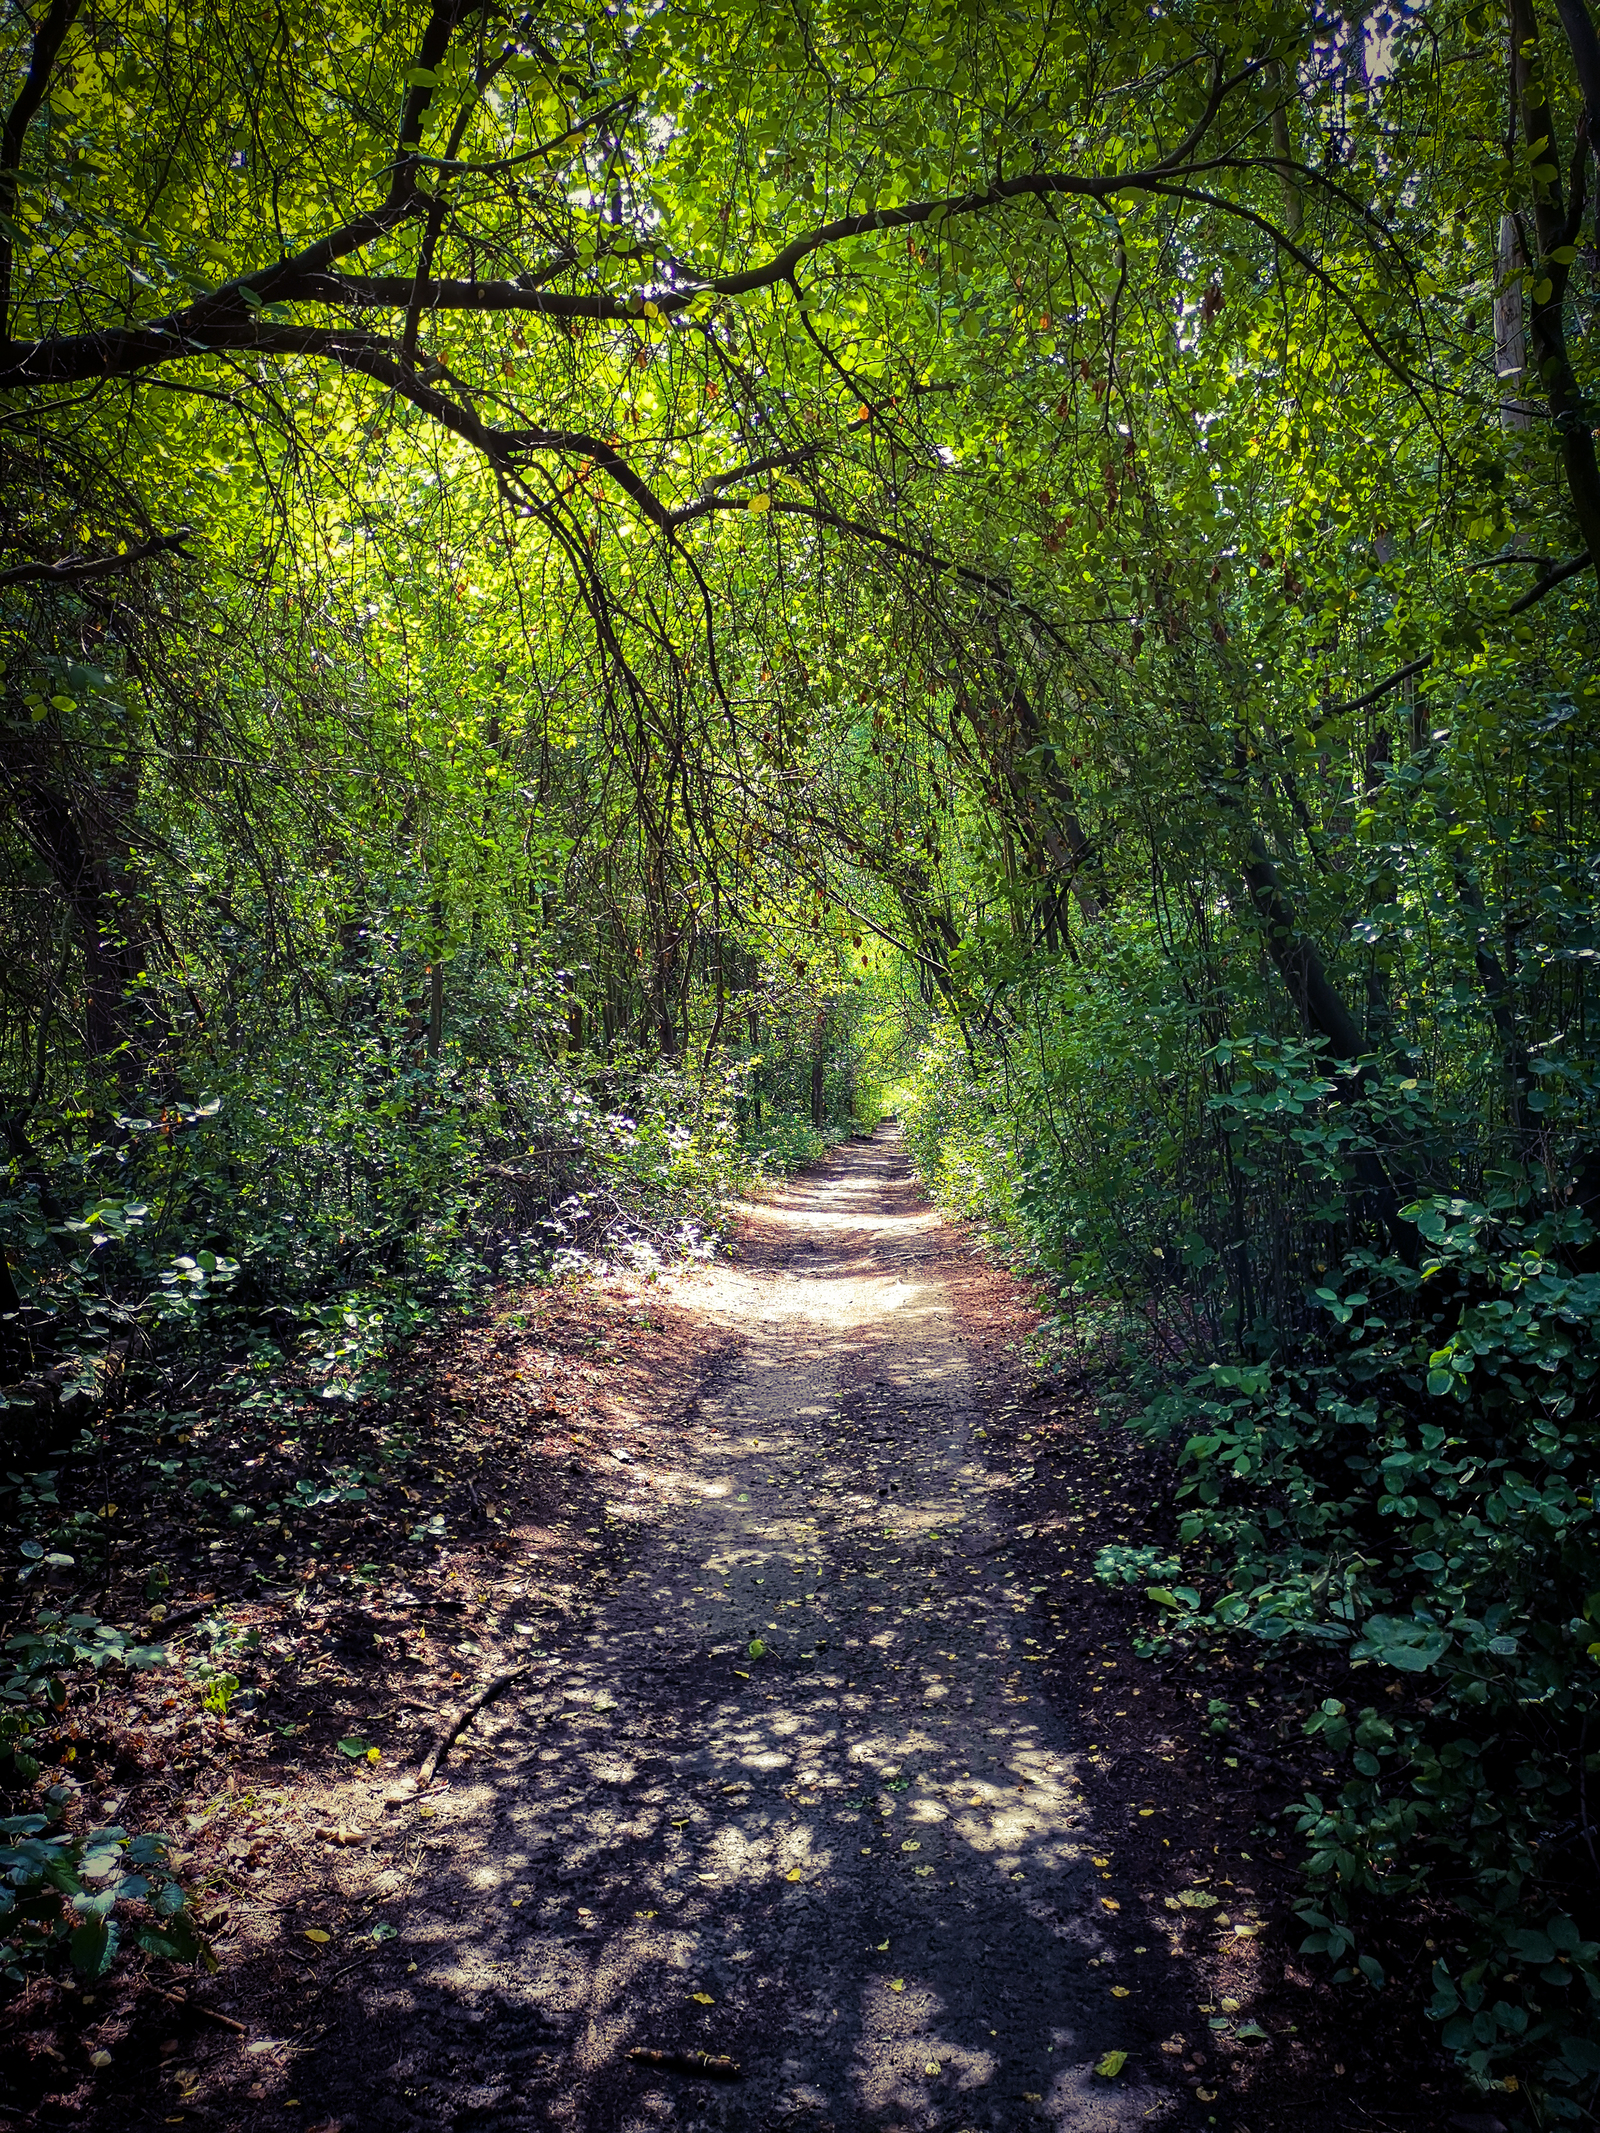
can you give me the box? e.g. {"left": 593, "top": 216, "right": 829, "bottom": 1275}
{"left": 69, "top": 1915, "right": 117, "bottom": 1979}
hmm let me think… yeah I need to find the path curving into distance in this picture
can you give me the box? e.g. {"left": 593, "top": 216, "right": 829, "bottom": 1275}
{"left": 344, "top": 1130, "right": 1193, "bottom": 2131}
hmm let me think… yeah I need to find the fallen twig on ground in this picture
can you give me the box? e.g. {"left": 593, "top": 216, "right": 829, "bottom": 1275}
{"left": 416, "top": 1665, "right": 528, "bottom": 1786}
{"left": 626, "top": 2048, "right": 742, "bottom": 2080}
{"left": 147, "top": 1986, "right": 247, "bottom": 2034}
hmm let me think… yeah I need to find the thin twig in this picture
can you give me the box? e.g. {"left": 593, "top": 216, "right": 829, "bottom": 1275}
{"left": 147, "top": 1985, "right": 247, "bottom": 2033}
{"left": 417, "top": 1664, "right": 528, "bottom": 1786}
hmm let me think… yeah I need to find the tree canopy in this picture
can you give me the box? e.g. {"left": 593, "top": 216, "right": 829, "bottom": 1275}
{"left": 5, "top": 0, "right": 1600, "bottom": 2111}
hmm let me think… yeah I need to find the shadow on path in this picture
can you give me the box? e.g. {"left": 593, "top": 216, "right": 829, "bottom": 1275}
{"left": 175, "top": 1133, "right": 1202, "bottom": 2132}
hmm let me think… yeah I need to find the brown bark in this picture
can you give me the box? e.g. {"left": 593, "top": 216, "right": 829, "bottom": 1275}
{"left": 1508, "top": 0, "right": 1600, "bottom": 579}
{"left": 1241, "top": 832, "right": 1367, "bottom": 1061}
{"left": 15, "top": 781, "right": 159, "bottom": 1073}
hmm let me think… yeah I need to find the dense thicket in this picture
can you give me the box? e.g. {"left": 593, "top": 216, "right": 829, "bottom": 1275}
{"left": 3, "top": 0, "right": 1600, "bottom": 2110}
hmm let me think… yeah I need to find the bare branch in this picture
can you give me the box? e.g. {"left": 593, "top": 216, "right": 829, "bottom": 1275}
{"left": 0, "top": 527, "right": 193, "bottom": 589}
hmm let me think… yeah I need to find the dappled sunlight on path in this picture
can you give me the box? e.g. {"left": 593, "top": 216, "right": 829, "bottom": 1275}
{"left": 318, "top": 1132, "right": 1193, "bottom": 2130}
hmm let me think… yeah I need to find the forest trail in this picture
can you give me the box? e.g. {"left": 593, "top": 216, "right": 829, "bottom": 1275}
{"left": 329, "top": 1129, "right": 1190, "bottom": 2132}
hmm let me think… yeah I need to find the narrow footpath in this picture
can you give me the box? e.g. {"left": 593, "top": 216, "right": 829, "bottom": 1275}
{"left": 307, "top": 1129, "right": 1195, "bottom": 2131}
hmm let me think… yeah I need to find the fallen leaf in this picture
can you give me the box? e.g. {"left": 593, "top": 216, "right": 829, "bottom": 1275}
{"left": 901, "top": 1840, "right": 920, "bottom": 1853}
{"left": 1170, "top": 1887, "right": 1219, "bottom": 1909}
{"left": 89, "top": 2049, "right": 112, "bottom": 2068}
{"left": 785, "top": 1867, "right": 803, "bottom": 1882}
{"left": 1196, "top": 2089, "right": 1217, "bottom": 2102}
{"left": 889, "top": 1978, "right": 905, "bottom": 1992}
{"left": 1095, "top": 2050, "right": 1127, "bottom": 2078}
{"left": 924, "top": 2060, "right": 941, "bottom": 2075}
{"left": 303, "top": 1928, "right": 331, "bottom": 1944}
{"left": 691, "top": 1992, "right": 714, "bottom": 2005}
{"left": 336, "top": 1738, "right": 368, "bottom": 1759}
{"left": 748, "top": 1639, "right": 766, "bottom": 1659}
{"left": 1101, "top": 1896, "right": 1120, "bottom": 1911}
{"left": 876, "top": 1940, "right": 889, "bottom": 1951}
{"left": 1112, "top": 1985, "right": 1130, "bottom": 1998}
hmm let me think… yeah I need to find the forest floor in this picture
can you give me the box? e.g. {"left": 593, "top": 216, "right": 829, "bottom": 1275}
{"left": 5, "top": 1130, "right": 1501, "bottom": 2133}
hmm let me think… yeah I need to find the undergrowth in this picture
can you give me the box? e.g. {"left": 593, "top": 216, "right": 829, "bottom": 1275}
{"left": 902, "top": 984, "right": 1600, "bottom": 2126}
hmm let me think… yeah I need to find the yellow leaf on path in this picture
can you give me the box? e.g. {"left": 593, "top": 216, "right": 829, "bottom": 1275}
{"left": 925, "top": 2061, "right": 941, "bottom": 2075}
{"left": 889, "top": 1978, "right": 905, "bottom": 1993}
{"left": 876, "top": 1940, "right": 889, "bottom": 1951}
{"left": 786, "top": 1867, "right": 803, "bottom": 1882}
{"left": 901, "top": 1840, "right": 920, "bottom": 1852}
{"left": 691, "top": 1992, "right": 714, "bottom": 2005}
{"left": 1101, "top": 1897, "right": 1120, "bottom": 1911}
{"left": 303, "top": 1929, "right": 330, "bottom": 1944}
{"left": 1112, "top": 1985, "right": 1130, "bottom": 1998}
{"left": 1095, "top": 2050, "right": 1127, "bottom": 2078}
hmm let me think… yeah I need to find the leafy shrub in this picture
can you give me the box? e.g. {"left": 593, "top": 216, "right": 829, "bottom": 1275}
{"left": 0, "top": 1798, "right": 208, "bottom": 1982}
{"left": 899, "top": 1025, "right": 1021, "bottom": 1234}
{"left": 907, "top": 918, "right": 1600, "bottom": 2112}
{"left": 3, "top": 1608, "right": 169, "bottom": 1786}
{"left": 1107, "top": 1136, "right": 1600, "bottom": 2112}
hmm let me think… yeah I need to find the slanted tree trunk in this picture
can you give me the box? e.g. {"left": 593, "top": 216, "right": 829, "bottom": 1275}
{"left": 14, "top": 778, "right": 162, "bottom": 1082}
{"left": 1509, "top": 0, "right": 1600, "bottom": 577}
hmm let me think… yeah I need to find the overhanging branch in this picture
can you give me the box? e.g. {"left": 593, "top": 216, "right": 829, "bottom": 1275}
{"left": 0, "top": 527, "right": 193, "bottom": 589}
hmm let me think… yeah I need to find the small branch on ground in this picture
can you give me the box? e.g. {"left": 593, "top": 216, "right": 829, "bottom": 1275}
{"left": 416, "top": 1665, "right": 528, "bottom": 1786}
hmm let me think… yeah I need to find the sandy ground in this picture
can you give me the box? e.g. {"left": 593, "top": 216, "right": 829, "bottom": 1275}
{"left": 245, "top": 1128, "right": 1190, "bottom": 2132}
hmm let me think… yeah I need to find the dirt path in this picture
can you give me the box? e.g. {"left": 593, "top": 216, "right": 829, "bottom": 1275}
{"left": 266, "top": 1129, "right": 1191, "bottom": 2132}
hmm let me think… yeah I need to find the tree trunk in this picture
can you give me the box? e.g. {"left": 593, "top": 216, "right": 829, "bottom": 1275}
{"left": 1241, "top": 831, "right": 1367, "bottom": 1060}
{"left": 1509, "top": 0, "right": 1600, "bottom": 576}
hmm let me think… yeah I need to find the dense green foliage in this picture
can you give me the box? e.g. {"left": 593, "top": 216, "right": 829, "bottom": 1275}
{"left": 3, "top": 0, "right": 1600, "bottom": 2110}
